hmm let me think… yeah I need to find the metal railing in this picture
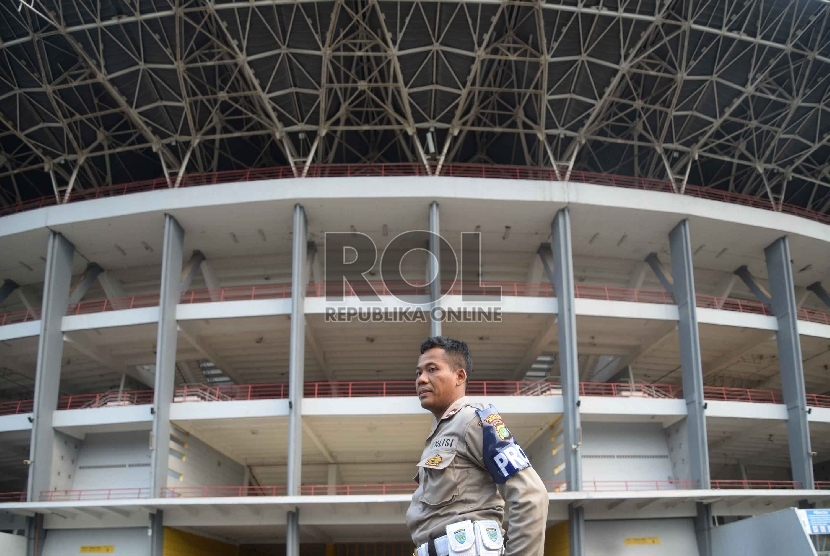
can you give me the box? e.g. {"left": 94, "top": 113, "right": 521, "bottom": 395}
{"left": 580, "top": 382, "right": 677, "bottom": 398}
{"left": 38, "top": 488, "right": 152, "bottom": 501}
{"left": 3, "top": 282, "right": 830, "bottom": 329}
{"left": 0, "top": 399, "right": 34, "bottom": 416}
{"left": 0, "top": 478, "right": 815, "bottom": 504}
{"left": 702, "top": 387, "right": 780, "bottom": 405}
{"left": 58, "top": 390, "right": 155, "bottom": 410}
{"left": 1, "top": 163, "right": 827, "bottom": 226}
{"left": 0, "top": 492, "right": 25, "bottom": 503}
{"left": 709, "top": 480, "right": 802, "bottom": 490}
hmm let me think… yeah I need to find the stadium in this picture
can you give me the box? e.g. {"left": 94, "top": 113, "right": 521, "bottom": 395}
{"left": 1, "top": 0, "right": 830, "bottom": 554}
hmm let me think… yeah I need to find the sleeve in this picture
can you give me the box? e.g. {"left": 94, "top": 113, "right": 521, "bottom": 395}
{"left": 466, "top": 406, "right": 549, "bottom": 556}
{"left": 501, "top": 467, "right": 549, "bottom": 556}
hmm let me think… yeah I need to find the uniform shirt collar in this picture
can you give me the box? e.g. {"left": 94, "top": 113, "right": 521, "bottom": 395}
{"left": 426, "top": 395, "right": 469, "bottom": 439}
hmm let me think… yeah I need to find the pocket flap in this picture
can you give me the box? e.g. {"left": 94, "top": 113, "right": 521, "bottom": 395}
{"left": 446, "top": 520, "right": 475, "bottom": 551}
{"left": 475, "top": 520, "right": 504, "bottom": 550}
{"left": 416, "top": 451, "right": 456, "bottom": 470}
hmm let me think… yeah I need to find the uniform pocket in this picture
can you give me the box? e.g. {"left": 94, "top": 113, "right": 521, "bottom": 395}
{"left": 416, "top": 451, "right": 458, "bottom": 507}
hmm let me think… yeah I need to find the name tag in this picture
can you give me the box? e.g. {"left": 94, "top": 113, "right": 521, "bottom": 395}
{"left": 433, "top": 437, "right": 455, "bottom": 449}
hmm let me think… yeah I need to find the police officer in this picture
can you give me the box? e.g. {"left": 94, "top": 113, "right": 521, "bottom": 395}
{"left": 406, "top": 336, "right": 549, "bottom": 556}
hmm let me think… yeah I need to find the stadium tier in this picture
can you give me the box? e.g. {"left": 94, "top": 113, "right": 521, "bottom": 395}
{"left": 1, "top": 1, "right": 830, "bottom": 555}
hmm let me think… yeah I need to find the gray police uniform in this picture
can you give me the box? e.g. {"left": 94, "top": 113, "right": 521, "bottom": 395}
{"left": 406, "top": 396, "right": 549, "bottom": 556}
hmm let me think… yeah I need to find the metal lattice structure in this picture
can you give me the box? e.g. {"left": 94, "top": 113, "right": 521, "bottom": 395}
{"left": 2, "top": 0, "right": 830, "bottom": 212}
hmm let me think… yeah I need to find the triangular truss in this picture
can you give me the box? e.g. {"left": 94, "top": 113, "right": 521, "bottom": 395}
{"left": 0, "top": 0, "right": 829, "bottom": 213}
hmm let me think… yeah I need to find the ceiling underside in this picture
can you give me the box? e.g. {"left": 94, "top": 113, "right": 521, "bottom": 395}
{"left": 1, "top": 0, "right": 830, "bottom": 211}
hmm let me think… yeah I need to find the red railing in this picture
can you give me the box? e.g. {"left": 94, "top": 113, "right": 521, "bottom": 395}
{"left": 6, "top": 478, "right": 816, "bottom": 503}
{"left": 709, "top": 480, "right": 802, "bottom": 490}
{"left": 0, "top": 492, "right": 25, "bottom": 503}
{"left": 58, "top": 390, "right": 155, "bottom": 410}
{"left": 0, "top": 309, "right": 39, "bottom": 326}
{"left": 702, "top": 387, "right": 780, "bottom": 404}
{"left": 0, "top": 399, "right": 34, "bottom": 416}
{"left": 580, "top": 382, "right": 677, "bottom": 399}
{"left": 4, "top": 281, "right": 830, "bottom": 328}
{"left": 695, "top": 295, "right": 772, "bottom": 316}
{"left": 172, "top": 380, "right": 563, "bottom": 402}
{"left": 576, "top": 479, "right": 696, "bottom": 491}
{"left": 806, "top": 394, "right": 830, "bottom": 408}
{"left": 1, "top": 164, "right": 827, "bottom": 226}
{"left": 38, "top": 488, "right": 152, "bottom": 501}
{"left": 798, "top": 308, "right": 830, "bottom": 325}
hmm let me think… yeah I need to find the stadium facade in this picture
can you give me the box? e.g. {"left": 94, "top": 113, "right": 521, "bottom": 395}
{"left": 1, "top": 0, "right": 830, "bottom": 555}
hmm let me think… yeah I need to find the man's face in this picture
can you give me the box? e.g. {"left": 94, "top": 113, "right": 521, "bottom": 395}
{"left": 416, "top": 347, "right": 466, "bottom": 415}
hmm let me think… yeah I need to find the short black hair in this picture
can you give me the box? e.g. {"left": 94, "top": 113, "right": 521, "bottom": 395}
{"left": 420, "top": 336, "right": 473, "bottom": 380}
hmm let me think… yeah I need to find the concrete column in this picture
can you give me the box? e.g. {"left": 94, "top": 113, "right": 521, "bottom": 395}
{"left": 25, "top": 514, "right": 45, "bottom": 556}
{"left": 27, "top": 232, "right": 74, "bottom": 502}
{"left": 668, "top": 220, "right": 712, "bottom": 556}
{"left": 286, "top": 205, "right": 308, "bottom": 556}
{"left": 286, "top": 509, "right": 300, "bottom": 556}
{"left": 669, "top": 220, "right": 710, "bottom": 488}
{"left": 549, "top": 208, "right": 584, "bottom": 556}
{"left": 429, "top": 201, "right": 441, "bottom": 337}
{"left": 0, "top": 279, "right": 19, "bottom": 305}
{"left": 149, "top": 510, "right": 164, "bottom": 556}
{"left": 150, "top": 215, "right": 184, "bottom": 497}
{"left": 765, "top": 237, "right": 814, "bottom": 489}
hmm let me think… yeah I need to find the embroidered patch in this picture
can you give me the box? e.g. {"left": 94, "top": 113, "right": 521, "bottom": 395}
{"left": 425, "top": 455, "right": 443, "bottom": 467}
{"left": 486, "top": 527, "right": 499, "bottom": 543}
{"left": 496, "top": 425, "right": 511, "bottom": 440}
{"left": 453, "top": 529, "right": 467, "bottom": 544}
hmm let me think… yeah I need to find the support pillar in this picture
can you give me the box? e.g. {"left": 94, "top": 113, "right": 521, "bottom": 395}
{"left": 150, "top": 216, "right": 185, "bottom": 497}
{"left": 25, "top": 514, "right": 45, "bottom": 556}
{"left": 668, "top": 220, "right": 710, "bottom": 489}
{"left": 286, "top": 204, "right": 308, "bottom": 555}
{"left": 286, "top": 510, "right": 300, "bottom": 556}
{"left": 429, "top": 201, "right": 441, "bottom": 337}
{"left": 149, "top": 510, "right": 164, "bottom": 556}
{"left": 668, "top": 220, "right": 712, "bottom": 556}
{"left": 27, "top": 232, "right": 74, "bottom": 501}
{"left": 765, "top": 237, "right": 814, "bottom": 489}
{"left": 549, "top": 208, "right": 583, "bottom": 556}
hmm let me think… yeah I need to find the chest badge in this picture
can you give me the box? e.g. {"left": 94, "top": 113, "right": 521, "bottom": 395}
{"left": 425, "top": 455, "right": 443, "bottom": 467}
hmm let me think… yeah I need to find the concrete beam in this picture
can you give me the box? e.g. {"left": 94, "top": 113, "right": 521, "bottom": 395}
{"left": 702, "top": 331, "right": 775, "bottom": 379}
{"left": 714, "top": 274, "right": 738, "bottom": 309}
{"left": 734, "top": 266, "right": 772, "bottom": 305}
{"left": 628, "top": 261, "right": 648, "bottom": 289}
{"left": 96, "top": 271, "right": 128, "bottom": 310}
{"left": 177, "top": 323, "right": 243, "bottom": 384}
{"left": 512, "top": 314, "right": 557, "bottom": 379}
{"left": 180, "top": 251, "right": 206, "bottom": 292}
{"left": 67, "top": 263, "right": 103, "bottom": 304}
{"left": 807, "top": 282, "right": 830, "bottom": 308}
{"left": 302, "top": 420, "right": 335, "bottom": 464}
{"left": 591, "top": 322, "right": 677, "bottom": 383}
{"left": 200, "top": 259, "right": 221, "bottom": 301}
{"left": 16, "top": 287, "right": 41, "bottom": 312}
{"left": 306, "top": 323, "right": 335, "bottom": 382}
{"left": 63, "top": 332, "right": 155, "bottom": 387}
{"left": 579, "top": 354, "right": 598, "bottom": 382}
{"left": 646, "top": 253, "right": 674, "bottom": 294}
{"left": 0, "top": 279, "right": 19, "bottom": 305}
{"left": 176, "top": 361, "right": 200, "bottom": 384}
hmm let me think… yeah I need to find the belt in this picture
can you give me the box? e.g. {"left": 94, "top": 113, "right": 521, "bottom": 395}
{"left": 414, "top": 519, "right": 504, "bottom": 556}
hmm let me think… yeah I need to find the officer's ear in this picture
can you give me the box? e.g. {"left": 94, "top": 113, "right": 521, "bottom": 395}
{"left": 455, "top": 367, "right": 468, "bottom": 387}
